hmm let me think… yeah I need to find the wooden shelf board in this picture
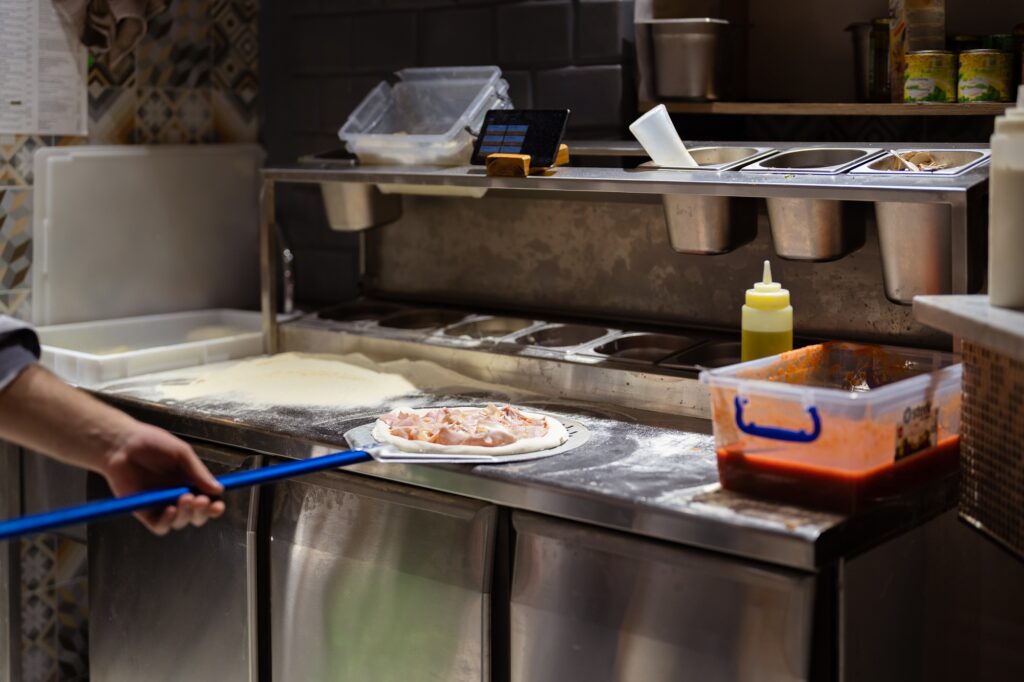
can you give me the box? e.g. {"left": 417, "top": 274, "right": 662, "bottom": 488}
{"left": 641, "top": 101, "right": 1012, "bottom": 116}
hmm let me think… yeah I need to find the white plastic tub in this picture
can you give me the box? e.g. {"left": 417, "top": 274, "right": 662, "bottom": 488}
{"left": 38, "top": 309, "right": 263, "bottom": 386}
{"left": 338, "top": 66, "right": 511, "bottom": 166}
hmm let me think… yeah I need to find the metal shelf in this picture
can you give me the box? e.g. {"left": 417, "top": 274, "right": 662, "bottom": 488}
{"left": 264, "top": 142, "right": 990, "bottom": 204}
{"left": 642, "top": 100, "right": 1013, "bottom": 117}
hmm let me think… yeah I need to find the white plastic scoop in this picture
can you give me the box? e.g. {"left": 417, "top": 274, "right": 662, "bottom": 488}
{"left": 629, "top": 104, "right": 698, "bottom": 168}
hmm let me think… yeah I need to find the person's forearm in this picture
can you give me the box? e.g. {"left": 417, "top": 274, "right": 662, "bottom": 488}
{"left": 0, "top": 364, "right": 136, "bottom": 473}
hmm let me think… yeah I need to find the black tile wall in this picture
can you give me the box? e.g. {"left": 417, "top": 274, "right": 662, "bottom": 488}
{"left": 261, "top": 0, "right": 636, "bottom": 307}
{"left": 262, "top": 0, "right": 636, "bottom": 164}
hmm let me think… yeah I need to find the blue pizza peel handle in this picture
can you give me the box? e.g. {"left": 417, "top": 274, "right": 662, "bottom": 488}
{"left": 0, "top": 449, "right": 374, "bottom": 541}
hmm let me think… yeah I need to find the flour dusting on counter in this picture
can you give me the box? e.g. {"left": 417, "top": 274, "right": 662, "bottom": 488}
{"left": 155, "top": 353, "right": 415, "bottom": 406}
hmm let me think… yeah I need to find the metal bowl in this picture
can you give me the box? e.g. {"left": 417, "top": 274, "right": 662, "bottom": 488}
{"left": 317, "top": 302, "right": 404, "bottom": 322}
{"left": 590, "top": 333, "right": 701, "bottom": 363}
{"left": 377, "top": 309, "right": 468, "bottom": 330}
{"left": 515, "top": 325, "right": 609, "bottom": 349}
{"left": 444, "top": 317, "right": 536, "bottom": 339}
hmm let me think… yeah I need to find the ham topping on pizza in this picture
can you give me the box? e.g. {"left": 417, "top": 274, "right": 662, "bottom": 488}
{"left": 378, "top": 404, "right": 550, "bottom": 447}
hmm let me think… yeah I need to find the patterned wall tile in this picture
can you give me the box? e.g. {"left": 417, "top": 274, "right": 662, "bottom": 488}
{"left": 0, "top": 135, "right": 47, "bottom": 187}
{"left": 54, "top": 537, "right": 88, "bottom": 586}
{"left": 88, "top": 51, "right": 138, "bottom": 145}
{"left": 137, "top": 87, "right": 214, "bottom": 143}
{"left": 0, "top": 189, "right": 32, "bottom": 289}
{"left": 137, "top": 0, "right": 213, "bottom": 88}
{"left": 56, "top": 578, "right": 89, "bottom": 680}
{"left": 211, "top": 0, "right": 259, "bottom": 142}
{"left": 0, "top": 289, "right": 32, "bottom": 321}
{"left": 20, "top": 536, "right": 56, "bottom": 593}
{"left": 21, "top": 585, "right": 58, "bottom": 682}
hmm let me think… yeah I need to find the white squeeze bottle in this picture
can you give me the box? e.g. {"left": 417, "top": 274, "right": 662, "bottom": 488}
{"left": 989, "top": 86, "right": 1024, "bottom": 309}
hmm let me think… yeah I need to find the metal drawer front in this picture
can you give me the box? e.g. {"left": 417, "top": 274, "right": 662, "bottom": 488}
{"left": 270, "top": 468, "right": 497, "bottom": 682}
{"left": 510, "top": 512, "right": 815, "bottom": 682}
{"left": 89, "top": 445, "right": 259, "bottom": 682}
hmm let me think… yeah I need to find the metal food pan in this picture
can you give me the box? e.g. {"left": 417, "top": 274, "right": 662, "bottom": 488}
{"left": 640, "top": 146, "right": 775, "bottom": 171}
{"left": 661, "top": 340, "right": 743, "bottom": 370}
{"left": 742, "top": 147, "right": 885, "bottom": 175}
{"left": 849, "top": 149, "right": 990, "bottom": 176}
{"left": 377, "top": 309, "right": 470, "bottom": 331}
{"left": 317, "top": 301, "right": 406, "bottom": 324}
{"left": 511, "top": 324, "right": 614, "bottom": 350}
{"left": 579, "top": 332, "right": 704, "bottom": 365}
{"left": 442, "top": 316, "right": 540, "bottom": 341}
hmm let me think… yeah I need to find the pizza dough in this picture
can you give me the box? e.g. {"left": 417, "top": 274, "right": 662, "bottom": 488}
{"left": 372, "top": 405, "right": 569, "bottom": 455}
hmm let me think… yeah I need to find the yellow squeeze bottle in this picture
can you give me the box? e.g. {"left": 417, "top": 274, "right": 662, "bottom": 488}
{"left": 741, "top": 260, "right": 793, "bottom": 362}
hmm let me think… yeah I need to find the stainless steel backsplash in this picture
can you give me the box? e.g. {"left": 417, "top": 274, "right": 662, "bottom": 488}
{"left": 364, "top": 194, "right": 948, "bottom": 348}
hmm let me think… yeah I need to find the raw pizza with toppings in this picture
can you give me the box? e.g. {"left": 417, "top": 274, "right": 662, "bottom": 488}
{"left": 372, "top": 403, "right": 569, "bottom": 455}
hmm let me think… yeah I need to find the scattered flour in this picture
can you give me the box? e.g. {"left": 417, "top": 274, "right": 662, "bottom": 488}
{"left": 154, "top": 352, "right": 517, "bottom": 408}
{"left": 158, "top": 352, "right": 418, "bottom": 407}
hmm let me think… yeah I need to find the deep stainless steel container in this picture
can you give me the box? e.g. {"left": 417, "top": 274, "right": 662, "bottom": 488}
{"left": 321, "top": 182, "right": 402, "bottom": 231}
{"left": 766, "top": 198, "right": 867, "bottom": 261}
{"left": 662, "top": 194, "right": 758, "bottom": 254}
{"left": 642, "top": 18, "right": 729, "bottom": 100}
{"left": 875, "top": 202, "right": 952, "bottom": 304}
{"left": 744, "top": 148, "right": 881, "bottom": 260}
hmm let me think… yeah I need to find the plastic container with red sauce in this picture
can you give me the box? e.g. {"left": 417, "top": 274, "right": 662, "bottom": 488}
{"left": 700, "top": 342, "right": 962, "bottom": 513}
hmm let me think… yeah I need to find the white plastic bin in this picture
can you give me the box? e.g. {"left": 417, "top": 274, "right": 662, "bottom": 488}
{"left": 338, "top": 66, "right": 511, "bottom": 166}
{"left": 38, "top": 309, "right": 263, "bottom": 386}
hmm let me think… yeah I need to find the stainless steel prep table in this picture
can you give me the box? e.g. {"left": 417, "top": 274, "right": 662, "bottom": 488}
{"left": 88, "top": 375, "right": 958, "bottom": 681}
{"left": 93, "top": 381, "right": 955, "bottom": 573}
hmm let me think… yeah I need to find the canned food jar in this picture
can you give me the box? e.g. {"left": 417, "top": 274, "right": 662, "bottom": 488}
{"left": 904, "top": 50, "right": 956, "bottom": 102}
{"left": 958, "top": 49, "right": 1013, "bottom": 102}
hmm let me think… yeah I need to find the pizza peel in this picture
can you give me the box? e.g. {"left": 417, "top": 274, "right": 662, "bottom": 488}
{"left": 0, "top": 411, "right": 589, "bottom": 541}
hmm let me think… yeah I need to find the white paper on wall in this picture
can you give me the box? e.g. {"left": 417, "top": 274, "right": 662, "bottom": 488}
{"left": 0, "top": 0, "right": 88, "bottom": 136}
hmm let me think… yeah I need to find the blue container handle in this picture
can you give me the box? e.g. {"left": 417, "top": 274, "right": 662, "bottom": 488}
{"left": 734, "top": 396, "right": 822, "bottom": 443}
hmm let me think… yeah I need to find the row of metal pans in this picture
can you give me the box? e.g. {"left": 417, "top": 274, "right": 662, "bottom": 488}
{"left": 314, "top": 302, "right": 790, "bottom": 372}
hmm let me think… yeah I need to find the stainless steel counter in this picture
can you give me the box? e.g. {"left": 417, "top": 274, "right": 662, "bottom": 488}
{"left": 96, "top": 367, "right": 955, "bottom": 573}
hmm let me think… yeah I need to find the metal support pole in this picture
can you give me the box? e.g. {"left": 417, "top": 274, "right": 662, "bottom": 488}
{"left": 950, "top": 194, "right": 970, "bottom": 295}
{"left": 259, "top": 179, "right": 279, "bottom": 354}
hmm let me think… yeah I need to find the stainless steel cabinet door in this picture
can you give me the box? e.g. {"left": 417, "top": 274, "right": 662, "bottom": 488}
{"left": 270, "top": 468, "right": 497, "bottom": 682}
{"left": 89, "top": 444, "right": 259, "bottom": 682}
{"left": 511, "top": 512, "right": 816, "bottom": 682}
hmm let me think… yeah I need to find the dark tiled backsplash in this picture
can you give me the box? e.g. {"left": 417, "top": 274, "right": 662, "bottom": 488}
{"left": 263, "top": 0, "right": 636, "bottom": 163}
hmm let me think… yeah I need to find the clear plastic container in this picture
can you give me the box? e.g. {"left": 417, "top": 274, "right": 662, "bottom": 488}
{"left": 338, "top": 66, "right": 511, "bottom": 166}
{"left": 701, "top": 342, "right": 962, "bottom": 512}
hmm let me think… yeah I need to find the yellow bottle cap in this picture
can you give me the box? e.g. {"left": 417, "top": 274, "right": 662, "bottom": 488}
{"left": 746, "top": 260, "right": 790, "bottom": 310}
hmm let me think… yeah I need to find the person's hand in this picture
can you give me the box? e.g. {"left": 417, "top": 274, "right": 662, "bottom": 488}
{"left": 100, "top": 421, "right": 226, "bottom": 535}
